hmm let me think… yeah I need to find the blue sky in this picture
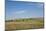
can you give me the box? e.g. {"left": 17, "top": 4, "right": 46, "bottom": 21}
{"left": 5, "top": 0, "right": 44, "bottom": 20}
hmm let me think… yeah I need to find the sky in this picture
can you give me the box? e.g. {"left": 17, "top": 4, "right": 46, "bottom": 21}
{"left": 5, "top": 0, "right": 44, "bottom": 20}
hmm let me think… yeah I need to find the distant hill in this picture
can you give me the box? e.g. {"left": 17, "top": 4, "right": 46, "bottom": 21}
{"left": 5, "top": 17, "right": 44, "bottom": 22}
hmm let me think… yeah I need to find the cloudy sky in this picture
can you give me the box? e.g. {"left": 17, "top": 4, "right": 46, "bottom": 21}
{"left": 5, "top": 0, "right": 44, "bottom": 20}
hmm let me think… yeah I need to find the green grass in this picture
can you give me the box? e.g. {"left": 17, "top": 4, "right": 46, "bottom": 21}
{"left": 5, "top": 18, "right": 44, "bottom": 30}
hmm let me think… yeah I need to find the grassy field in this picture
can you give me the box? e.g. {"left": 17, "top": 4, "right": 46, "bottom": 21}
{"left": 5, "top": 18, "right": 44, "bottom": 31}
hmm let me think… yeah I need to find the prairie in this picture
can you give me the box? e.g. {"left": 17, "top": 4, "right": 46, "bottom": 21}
{"left": 5, "top": 18, "right": 44, "bottom": 31}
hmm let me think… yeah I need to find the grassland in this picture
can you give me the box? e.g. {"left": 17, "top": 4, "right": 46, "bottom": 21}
{"left": 5, "top": 18, "right": 44, "bottom": 31}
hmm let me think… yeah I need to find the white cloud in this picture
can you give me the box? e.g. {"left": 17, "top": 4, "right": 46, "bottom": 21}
{"left": 15, "top": 10, "right": 25, "bottom": 14}
{"left": 11, "top": 10, "right": 26, "bottom": 15}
